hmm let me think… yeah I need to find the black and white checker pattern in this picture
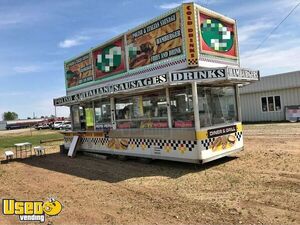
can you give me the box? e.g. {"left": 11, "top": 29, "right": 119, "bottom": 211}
{"left": 235, "top": 132, "right": 243, "bottom": 141}
{"left": 64, "top": 137, "right": 73, "bottom": 143}
{"left": 80, "top": 137, "right": 109, "bottom": 145}
{"left": 65, "top": 136, "right": 197, "bottom": 152}
{"left": 128, "top": 139, "right": 196, "bottom": 151}
{"left": 128, "top": 59, "right": 186, "bottom": 77}
{"left": 188, "top": 58, "right": 198, "bottom": 65}
{"left": 200, "top": 138, "right": 215, "bottom": 150}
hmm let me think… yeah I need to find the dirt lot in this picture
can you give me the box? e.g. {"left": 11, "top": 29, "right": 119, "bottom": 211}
{"left": 0, "top": 123, "right": 299, "bottom": 225}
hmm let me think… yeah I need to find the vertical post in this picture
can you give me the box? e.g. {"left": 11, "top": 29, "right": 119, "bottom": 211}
{"left": 192, "top": 82, "right": 200, "bottom": 131}
{"left": 92, "top": 101, "right": 96, "bottom": 131}
{"left": 69, "top": 106, "right": 74, "bottom": 131}
{"left": 235, "top": 84, "right": 242, "bottom": 121}
{"left": 166, "top": 87, "right": 172, "bottom": 128}
{"left": 110, "top": 97, "right": 116, "bottom": 130}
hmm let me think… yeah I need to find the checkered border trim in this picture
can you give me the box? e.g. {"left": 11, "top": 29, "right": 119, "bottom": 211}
{"left": 199, "top": 54, "right": 238, "bottom": 66}
{"left": 128, "top": 59, "right": 186, "bottom": 77}
{"left": 64, "top": 137, "right": 73, "bottom": 143}
{"left": 200, "top": 138, "right": 216, "bottom": 150}
{"left": 66, "top": 137, "right": 197, "bottom": 152}
{"left": 188, "top": 58, "right": 198, "bottom": 65}
{"left": 235, "top": 131, "right": 242, "bottom": 141}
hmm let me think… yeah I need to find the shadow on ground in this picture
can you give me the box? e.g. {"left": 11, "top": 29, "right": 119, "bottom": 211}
{"left": 6, "top": 152, "right": 237, "bottom": 183}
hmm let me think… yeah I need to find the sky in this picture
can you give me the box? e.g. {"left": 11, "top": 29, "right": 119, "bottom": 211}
{"left": 0, "top": 0, "right": 299, "bottom": 119}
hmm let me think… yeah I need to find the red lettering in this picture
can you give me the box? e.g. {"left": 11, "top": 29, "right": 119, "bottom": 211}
{"left": 188, "top": 33, "right": 194, "bottom": 38}
{"left": 187, "top": 11, "right": 192, "bottom": 16}
{"left": 188, "top": 28, "right": 193, "bottom": 32}
{"left": 187, "top": 21, "right": 193, "bottom": 25}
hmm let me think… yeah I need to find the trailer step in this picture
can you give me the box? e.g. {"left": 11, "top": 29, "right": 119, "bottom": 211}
{"left": 68, "top": 136, "right": 80, "bottom": 158}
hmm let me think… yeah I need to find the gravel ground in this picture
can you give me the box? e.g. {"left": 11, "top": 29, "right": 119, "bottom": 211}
{"left": 0, "top": 123, "right": 299, "bottom": 225}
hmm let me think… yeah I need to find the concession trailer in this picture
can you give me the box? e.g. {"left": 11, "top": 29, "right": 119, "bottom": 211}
{"left": 54, "top": 2, "right": 259, "bottom": 163}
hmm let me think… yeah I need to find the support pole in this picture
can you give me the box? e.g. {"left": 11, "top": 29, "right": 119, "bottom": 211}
{"left": 192, "top": 82, "right": 200, "bottom": 131}
{"left": 166, "top": 87, "right": 172, "bottom": 128}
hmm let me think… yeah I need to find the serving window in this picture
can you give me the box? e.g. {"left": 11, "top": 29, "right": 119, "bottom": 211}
{"left": 115, "top": 91, "right": 168, "bottom": 129}
{"left": 169, "top": 86, "right": 194, "bottom": 128}
{"left": 197, "top": 86, "right": 237, "bottom": 127}
{"left": 94, "top": 98, "right": 111, "bottom": 130}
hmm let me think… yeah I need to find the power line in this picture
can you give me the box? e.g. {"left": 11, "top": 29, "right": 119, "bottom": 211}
{"left": 255, "top": 1, "right": 300, "bottom": 50}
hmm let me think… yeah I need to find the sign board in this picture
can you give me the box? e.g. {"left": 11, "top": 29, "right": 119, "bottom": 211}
{"left": 285, "top": 105, "right": 300, "bottom": 122}
{"left": 227, "top": 67, "right": 259, "bottom": 80}
{"left": 207, "top": 125, "right": 237, "bottom": 138}
{"left": 54, "top": 74, "right": 168, "bottom": 106}
{"left": 183, "top": 3, "right": 198, "bottom": 67}
{"left": 126, "top": 11, "right": 183, "bottom": 70}
{"left": 171, "top": 68, "right": 226, "bottom": 82}
{"left": 92, "top": 38, "right": 126, "bottom": 80}
{"left": 65, "top": 53, "right": 93, "bottom": 88}
{"left": 170, "top": 67, "right": 259, "bottom": 82}
{"left": 199, "top": 10, "right": 238, "bottom": 59}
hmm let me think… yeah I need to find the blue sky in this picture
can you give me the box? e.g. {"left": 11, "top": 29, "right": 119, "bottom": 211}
{"left": 0, "top": 0, "right": 299, "bottom": 119}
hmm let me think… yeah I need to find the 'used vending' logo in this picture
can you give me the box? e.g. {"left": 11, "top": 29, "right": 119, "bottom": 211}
{"left": 2, "top": 198, "right": 62, "bottom": 223}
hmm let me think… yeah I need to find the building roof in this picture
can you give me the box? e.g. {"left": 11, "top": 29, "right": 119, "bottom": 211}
{"left": 240, "top": 70, "right": 300, "bottom": 94}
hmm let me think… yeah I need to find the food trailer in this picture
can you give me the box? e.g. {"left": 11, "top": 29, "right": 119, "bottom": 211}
{"left": 54, "top": 3, "right": 259, "bottom": 163}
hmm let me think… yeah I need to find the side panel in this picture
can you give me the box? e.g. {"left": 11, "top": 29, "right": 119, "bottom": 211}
{"left": 196, "top": 122, "right": 243, "bottom": 162}
{"left": 63, "top": 132, "right": 199, "bottom": 163}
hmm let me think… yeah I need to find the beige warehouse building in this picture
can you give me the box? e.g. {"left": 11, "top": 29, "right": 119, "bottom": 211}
{"left": 240, "top": 70, "right": 300, "bottom": 122}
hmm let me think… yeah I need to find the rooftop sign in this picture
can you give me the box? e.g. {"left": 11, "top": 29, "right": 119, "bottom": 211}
{"left": 62, "top": 3, "right": 240, "bottom": 90}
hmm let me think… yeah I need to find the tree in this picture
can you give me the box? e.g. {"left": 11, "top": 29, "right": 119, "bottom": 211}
{"left": 3, "top": 111, "right": 18, "bottom": 121}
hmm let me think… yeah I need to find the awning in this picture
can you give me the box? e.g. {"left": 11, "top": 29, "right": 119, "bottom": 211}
{"left": 53, "top": 66, "right": 259, "bottom": 106}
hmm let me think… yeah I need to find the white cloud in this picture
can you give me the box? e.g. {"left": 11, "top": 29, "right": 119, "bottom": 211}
{"left": 13, "top": 65, "right": 40, "bottom": 73}
{"left": 241, "top": 39, "right": 300, "bottom": 75}
{"left": 238, "top": 21, "right": 273, "bottom": 43}
{"left": 58, "top": 36, "right": 89, "bottom": 48}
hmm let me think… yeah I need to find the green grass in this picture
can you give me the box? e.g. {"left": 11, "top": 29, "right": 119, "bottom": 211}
{"left": 0, "top": 133, "right": 63, "bottom": 151}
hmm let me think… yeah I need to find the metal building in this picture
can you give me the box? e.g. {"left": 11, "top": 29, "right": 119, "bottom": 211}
{"left": 240, "top": 70, "right": 300, "bottom": 122}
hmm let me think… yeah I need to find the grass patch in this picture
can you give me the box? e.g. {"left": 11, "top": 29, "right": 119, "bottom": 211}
{"left": 0, "top": 132, "right": 63, "bottom": 151}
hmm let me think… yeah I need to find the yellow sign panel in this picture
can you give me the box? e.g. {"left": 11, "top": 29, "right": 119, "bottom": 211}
{"left": 85, "top": 108, "right": 94, "bottom": 127}
{"left": 183, "top": 3, "right": 198, "bottom": 67}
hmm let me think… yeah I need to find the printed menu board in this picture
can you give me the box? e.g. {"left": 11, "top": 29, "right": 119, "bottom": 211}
{"left": 127, "top": 11, "right": 183, "bottom": 70}
{"left": 65, "top": 53, "right": 93, "bottom": 88}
